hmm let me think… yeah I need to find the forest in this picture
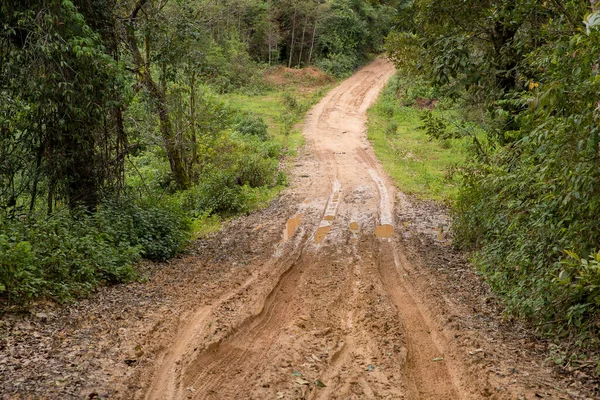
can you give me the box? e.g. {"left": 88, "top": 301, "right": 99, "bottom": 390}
{"left": 0, "top": 0, "right": 394, "bottom": 302}
{"left": 386, "top": 0, "right": 600, "bottom": 358}
{"left": 3, "top": 0, "right": 600, "bottom": 385}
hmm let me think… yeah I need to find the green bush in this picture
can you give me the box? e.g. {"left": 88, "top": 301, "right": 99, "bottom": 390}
{"left": 97, "top": 197, "right": 191, "bottom": 261}
{"left": 233, "top": 112, "right": 269, "bottom": 141}
{"left": 316, "top": 53, "right": 357, "bottom": 77}
{"left": 185, "top": 169, "right": 248, "bottom": 216}
{"left": 282, "top": 92, "right": 299, "bottom": 110}
{"left": 0, "top": 210, "right": 140, "bottom": 305}
{"left": 237, "top": 153, "right": 278, "bottom": 188}
{"left": 277, "top": 110, "right": 296, "bottom": 136}
{"left": 0, "top": 235, "right": 39, "bottom": 303}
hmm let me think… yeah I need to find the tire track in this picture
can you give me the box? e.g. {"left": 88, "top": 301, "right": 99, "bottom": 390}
{"left": 139, "top": 58, "right": 483, "bottom": 400}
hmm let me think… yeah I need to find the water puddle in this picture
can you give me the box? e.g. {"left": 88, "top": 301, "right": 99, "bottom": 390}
{"left": 375, "top": 224, "right": 394, "bottom": 239}
{"left": 350, "top": 222, "right": 360, "bottom": 244}
{"left": 283, "top": 213, "right": 302, "bottom": 242}
{"left": 314, "top": 225, "right": 331, "bottom": 244}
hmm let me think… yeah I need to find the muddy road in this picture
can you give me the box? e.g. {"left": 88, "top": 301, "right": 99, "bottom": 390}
{"left": 141, "top": 58, "right": 471, "bottom": 399}
{"left": 3, "top": 59, "right": 594, "bottom": 400}
{"left": 128, "top": 59, "right": 562, "bottom": 399}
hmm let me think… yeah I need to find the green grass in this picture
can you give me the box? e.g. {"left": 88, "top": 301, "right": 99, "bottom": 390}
{"left": 189, "top": 212, "right": 222, "bottom": 239}
{"left": 224, "top": 84, "right": 334, "bottom": 156}
{"left": 367, "top": 75, "right": 466, "bottom": 203}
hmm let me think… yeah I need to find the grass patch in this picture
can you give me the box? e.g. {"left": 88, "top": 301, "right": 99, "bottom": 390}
{"left": 367, "top": 74, "right": 467, "bottom": 202}
{"left": 189, "top": 212, "right": 222, "bottom": 239}
{"left": 224, "top": 82, "right": 335, "bottom": 157}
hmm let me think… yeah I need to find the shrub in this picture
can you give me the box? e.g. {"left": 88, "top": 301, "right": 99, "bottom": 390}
{"left": 185, "top": 169, "right": 248, "bottom": 216}
{"left": 233, "top": 112, "right": 269, "bottom": 141}
{"left": 282, "top": 92, "right": 299, "bottom": 110}
{"left": 316, "top": 53, "right": 357, "bottom": 77}
{"left": 97, "top": 197, "right": 191, "bottom": 261}
{"left": 0, "top": 235, "right": 39, "bottom": 304}
{"left": 0, "top": 210, "right": 140, "bottom": 305}
{"left": 236, "top": 153, "right": 278, "bottom": 188}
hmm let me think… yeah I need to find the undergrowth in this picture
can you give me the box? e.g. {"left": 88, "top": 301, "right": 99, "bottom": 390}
{"left": 367, "top": 74, "right": 468, "bottom": 202}
{"left": 0, "top": 69, "right": 334, "bottom": 307}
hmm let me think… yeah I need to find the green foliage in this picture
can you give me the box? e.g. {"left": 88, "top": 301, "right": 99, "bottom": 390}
{"left": 1, "top": 0, "right": 128, "bottom": 211}
{"left": 233, "top": 112, "right": 269, "bottom": 141}
{"left": 282, "top": 92, "right": 299, "bottom": 110}
{"left": 97, "top": 198, "right": 191, "bottom": 261}
{"left": 201, "top": 36, "right": 264, "bottom": 93}
{"left": 368, "top": 74, "right": 466, "bottom": 201}
{"left": 184, "top": 169, "right": 248, "bottom": 216}
{"left": 316, "top": 0, "right": 394, "bottom": 76}
{"left": 236, "top": 152, "right": 279, "bottom": 188}
{"left": 0, "top": 210, "right": 140, "bottom": 305}
{"left": 0, "top": 193, "right": 195, "bottom": 304}
{"left": 0, "top": 236, "right": 39, "bottom": 303}
{"left": 316, "top": 53, "right": 358, "bottom": 77}
{"left": 558, "top": 251, "right": 600, "bottom": 329}
{"left": 418, "top": 111, "right": 461, "bottom": 140}
{"left": 390, "top": 0, "right": 600, "bottom": 355}
{"left": 452, "top": 22, "right": 600, "bottom": 340}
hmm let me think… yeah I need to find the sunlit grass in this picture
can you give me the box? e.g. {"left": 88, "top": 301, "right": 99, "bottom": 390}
{"left": 223, "top": 84, "right": 334, "bottom": 156}
{"left": 367, "top": 75, "right": 467, "bottom": 203}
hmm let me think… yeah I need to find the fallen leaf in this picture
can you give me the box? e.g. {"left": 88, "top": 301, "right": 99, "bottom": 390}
{"left": 296, "top": 378, "right": 309, "bottom": 385}
{"left": 432, "top": 357, "right": 444, "bottom": 362}
{"left": 315, "top": 379, "right": 326, "bottom": 388}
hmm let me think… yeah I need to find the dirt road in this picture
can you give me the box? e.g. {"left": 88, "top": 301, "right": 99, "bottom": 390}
{"left": 130, "top": 59, "right": 516, "bottom": 399}
{"left": 4, "top": 59, "right": 594, "bottom": 399}
{"left": 137, "top": 57, "right": 471, "bottom": 399}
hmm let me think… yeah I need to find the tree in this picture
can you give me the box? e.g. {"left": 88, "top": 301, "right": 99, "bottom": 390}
{"left": 121, "top": 0, "right": 190, "bottom": 189}
{"left": 1, "top": 0, "right": 127, "bottom": 212}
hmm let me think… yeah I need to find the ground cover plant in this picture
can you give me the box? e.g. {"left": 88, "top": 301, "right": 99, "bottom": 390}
{"left": 367, "top": 74, "right": 468, "bottom": 202}
{"left": 385, "top": 0, "right": 600, "bottom": 370}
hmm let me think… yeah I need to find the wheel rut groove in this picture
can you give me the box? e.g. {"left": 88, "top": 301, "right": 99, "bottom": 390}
{"left": 138, "top": 58, "right": 493, "bottom": 399}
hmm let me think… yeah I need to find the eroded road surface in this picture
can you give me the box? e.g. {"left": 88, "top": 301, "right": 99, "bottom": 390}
{"left": 134, "top": 59, "right": 469, "bottom": 400}
{"left": 116, "top": 59, "right": 588, "bottom": 400}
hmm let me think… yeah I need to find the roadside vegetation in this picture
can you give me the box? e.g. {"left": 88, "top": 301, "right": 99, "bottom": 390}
{"left": 368, "top": 75, "right": 470, "bottom": 202}
{"left": 0, "top": 0, "right": 396, "bottom": 306}
{"left": 385, "top": 0, "right": 600, "bottom": 369}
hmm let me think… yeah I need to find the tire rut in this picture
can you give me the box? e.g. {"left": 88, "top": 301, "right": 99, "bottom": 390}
{"left": 138, "top": 58, "right": 489, "bottom": 400}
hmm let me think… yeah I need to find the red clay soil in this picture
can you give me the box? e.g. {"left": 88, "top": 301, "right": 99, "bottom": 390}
{"left": 264, "top": 65, "right": 335, "bottom": 87}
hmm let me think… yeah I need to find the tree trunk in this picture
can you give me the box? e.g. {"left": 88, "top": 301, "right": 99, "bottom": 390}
{"left": 308, "top": 22, "right": 317, "bottom": 66}
{"left": 267, "top": 32, "right": 272, "bottom": 67}
{"left": 297, "top": 15, "right": 308, "bottom": 68}
{"left": 189, "top": 70, "right": 197, "bottom": 181}
{"left": 125, "top": 23, "right": 189, "bottom": 190}
{"left": 288, "top": 8, "right": 297, "bottom": 68}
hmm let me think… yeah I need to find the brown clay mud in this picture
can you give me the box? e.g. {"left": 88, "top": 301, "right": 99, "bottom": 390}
{"left": 5, "top": 59, "right": 592, "bottom": 400}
